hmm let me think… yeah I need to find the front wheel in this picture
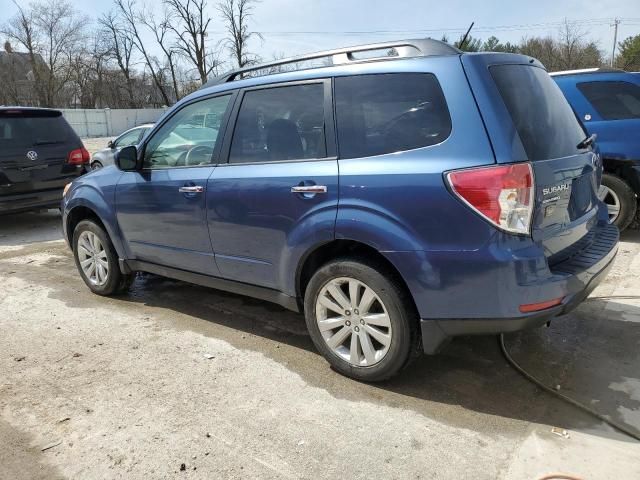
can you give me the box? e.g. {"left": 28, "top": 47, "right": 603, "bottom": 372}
{"left": 599, "top": 174, "right": 637, "bottom": 231}
{"left": 304, "top": 258, "right": 418, "bottom": 382}
{"left": 72, "top": 220, "right": 131, "bottom": 296}
{"left": 91, "top": 161, "right": 103, "bottom": 171}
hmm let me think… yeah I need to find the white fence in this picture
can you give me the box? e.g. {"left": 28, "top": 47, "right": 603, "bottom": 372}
{"left": 60, "top": 108, "right": 168, "bottom": 138}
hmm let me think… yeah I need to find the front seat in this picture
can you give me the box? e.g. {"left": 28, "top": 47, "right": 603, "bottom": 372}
{"left": 266, "top": 119, "right": 303, "bottom": 160}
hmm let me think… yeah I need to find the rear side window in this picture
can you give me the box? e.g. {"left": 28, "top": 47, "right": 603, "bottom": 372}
{"left": 490, "top": 65, "right": 586, "bottom": 161}
{"left": 334, "top": 73, "right": 451, "bottom": 159}
{"left": 0, "top": 112, "right": 71, "bottom": 147}
{"left": 577, "top": 81, "right": 640, "bottom": 120}
{"left": 229, "top": 83, "right": 326, "bottom": 163}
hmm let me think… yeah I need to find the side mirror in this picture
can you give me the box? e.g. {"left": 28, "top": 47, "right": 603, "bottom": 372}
{"left": 107, "top": 140, "right": 114, "bottom": 148}
{"left": 115, "top": 145, "right": 140, "bottom": 171}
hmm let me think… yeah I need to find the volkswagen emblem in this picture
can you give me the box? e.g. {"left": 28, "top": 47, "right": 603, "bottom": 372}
{"left": 26, "top": 150, "right": 38, "bottom": 161}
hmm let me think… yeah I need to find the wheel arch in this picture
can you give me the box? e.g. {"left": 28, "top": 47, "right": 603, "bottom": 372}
{"left": 66, "top": 205, "right": 106, "bottom": 248}
{"left": 295, "top": 239, "right": 419, "bottom": 316}
{"left": 64, "top": 194, "right": 126, "bottom": 259}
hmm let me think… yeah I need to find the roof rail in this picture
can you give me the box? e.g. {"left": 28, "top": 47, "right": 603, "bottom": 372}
{"left": 202, "top": 38, "right": 460, "bottom": 88}
{"left": 549, "top": 67, "right": 625, "bottom": 77}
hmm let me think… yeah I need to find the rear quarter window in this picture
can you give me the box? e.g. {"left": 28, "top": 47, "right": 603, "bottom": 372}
{"left": 490, "top": 65, "right": 586, "bottom": 161}
{"left": 577, "top": 81, "right": 640, "bottom": 120}
{"left": 334, "top": 73, "right": 451, "bottom": 159}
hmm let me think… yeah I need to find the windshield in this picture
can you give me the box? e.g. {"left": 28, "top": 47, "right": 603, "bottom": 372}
{"left": 490, "top": 65, "right": 586, "bottom": 161}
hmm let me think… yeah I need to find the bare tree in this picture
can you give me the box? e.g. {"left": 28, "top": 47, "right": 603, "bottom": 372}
{"left": 555, "top": 19, "right": 604, "bottom": 70}
{"left": 218, "top": 0, "right": 262, "bottom": 68}
{"left": 164, "top": 0, "right": 220, "bottom": 84}
{"left": 35, "top": 0, "right": 88, "bottom": 106}
{"left": 139, "top": 5, "right": 182, "bottom": 101}
{"left": 2, "top": 0, "right": 88, "bottom": 107}
{"left": 99, "top": 10, "right": 138, "bottom": 107}
{"left": 2, "top": 1, "right": 47, "bottom": 105}
{"left": 114, "top": 0, "right": 172, "bottom": 105}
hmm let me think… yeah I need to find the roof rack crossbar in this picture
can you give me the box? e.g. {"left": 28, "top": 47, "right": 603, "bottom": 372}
{"left": 204, "top": 38, "right": 460, "bottom": 87}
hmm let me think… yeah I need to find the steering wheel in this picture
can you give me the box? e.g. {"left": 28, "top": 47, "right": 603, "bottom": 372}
{"left": 184, "top": 145, "right": 214, "bottom": 166}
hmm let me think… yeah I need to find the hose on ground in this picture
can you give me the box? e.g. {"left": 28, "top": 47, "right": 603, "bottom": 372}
{"left": 499, "top": 332, "right": 640, "bottom": 442}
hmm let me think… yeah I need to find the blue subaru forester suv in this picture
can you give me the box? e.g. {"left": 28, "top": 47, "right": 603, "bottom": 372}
{"left": 552, "top": 68, "right": 640, "bottom": 231}
{"left": 62, "top": 39, "right": 618, "bottom": 381}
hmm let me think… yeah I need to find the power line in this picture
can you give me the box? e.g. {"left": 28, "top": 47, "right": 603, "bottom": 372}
{"left": 223, "top": 17, "right": 636, "bottom": 38}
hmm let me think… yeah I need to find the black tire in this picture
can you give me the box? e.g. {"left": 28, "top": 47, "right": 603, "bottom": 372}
{"left": 304, "top": 258, "right": 419, "bottom": 382}
{"left": 91, "top": 161, "right": 103, "bottom": 171}
{"left": 601, "top": 174, "right": 637, "bottom": 232}
{"left": 72, "top": 219, "right": 132, "bottom": 296}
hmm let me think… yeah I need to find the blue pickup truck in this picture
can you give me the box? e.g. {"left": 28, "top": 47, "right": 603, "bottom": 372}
{"left": 552, "top": 68, "right": 640, "bottom": 231}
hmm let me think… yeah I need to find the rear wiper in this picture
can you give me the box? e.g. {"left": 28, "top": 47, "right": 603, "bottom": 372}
{"left": 577, "top": 133, "right": 597, "bottom": 150}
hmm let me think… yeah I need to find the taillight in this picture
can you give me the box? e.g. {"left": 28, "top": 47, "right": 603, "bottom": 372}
{"left": 68, "top": 147, "right": 90, "bottom": 165}
{"left": 446, "top": 163, "right": 534, "bottom": 235}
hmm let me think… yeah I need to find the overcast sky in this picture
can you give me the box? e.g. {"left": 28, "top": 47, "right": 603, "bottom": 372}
{"left": 2, "top": 0, "right": 639, "bottom": 62}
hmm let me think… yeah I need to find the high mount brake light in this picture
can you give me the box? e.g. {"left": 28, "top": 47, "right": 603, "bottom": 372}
{"left": 446, "top": 163, "right": 534, "bottom": 235}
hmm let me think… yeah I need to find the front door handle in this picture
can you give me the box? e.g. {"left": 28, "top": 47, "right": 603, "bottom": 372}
{"left": 291, "top": 185, "right": 327, "bottom": 194}
{"left": 179, "top": 185, "right": 204, "bottom": 193}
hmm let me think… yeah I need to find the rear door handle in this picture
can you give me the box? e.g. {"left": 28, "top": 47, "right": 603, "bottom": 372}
{"left": 178, "top": 186, "right": 204, "bottom": 193}
{"left": 291, "top": 185, "right": 327, "bottom": 194}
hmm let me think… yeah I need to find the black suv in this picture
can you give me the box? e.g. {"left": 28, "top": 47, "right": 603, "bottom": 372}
{"left": 0, "top": 107, "right": 88, "bottom": 215}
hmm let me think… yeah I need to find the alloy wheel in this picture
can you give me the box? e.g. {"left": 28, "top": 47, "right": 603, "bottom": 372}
{"left": 315, "top": 277, "right": 392, "bottom": 367}
{"left": 77, "top": 231, "right": 109, "bottom": 286}
{"left": 598, "top": 185, "right": 621, "bottom": 224}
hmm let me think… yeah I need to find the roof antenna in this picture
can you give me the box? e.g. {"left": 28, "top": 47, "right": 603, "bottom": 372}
{"left": 458, "top": 22, "right": 475, "bottom": 50}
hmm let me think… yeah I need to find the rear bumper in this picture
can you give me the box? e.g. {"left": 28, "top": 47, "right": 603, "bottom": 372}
{"left": 0, "top": 188, "right": 65, "bottom": 215}
{"left": 419, "top": 223, "right": 619, "bottom": 353}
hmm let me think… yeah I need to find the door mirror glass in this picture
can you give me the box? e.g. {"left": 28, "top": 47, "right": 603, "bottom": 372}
{"left": 115, "top": 145, "right": 139, "bottom": 171}
{"left": 107, "top": 140, "right": 114, "bottom": 148}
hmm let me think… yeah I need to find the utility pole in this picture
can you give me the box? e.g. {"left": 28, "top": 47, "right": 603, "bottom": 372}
{"left": 611, "top": 17, "right": 621, "bottom": 67}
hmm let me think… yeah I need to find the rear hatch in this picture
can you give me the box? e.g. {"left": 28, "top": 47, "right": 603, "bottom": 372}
{"left": 462, "top": 54, "right": 603, "bottom": 264}
{"left": 0, "top": 109, "right": 84, "bottom": 197}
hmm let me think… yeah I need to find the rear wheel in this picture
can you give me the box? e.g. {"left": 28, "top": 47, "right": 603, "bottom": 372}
{"left": 72, "top": 220, "right": 131, "bottom": 296}
{"left": 304, "top": 258, "right": 418, "bottom": 382}
{"left": 599, "top": 174, "right": 637, "bottom": 231}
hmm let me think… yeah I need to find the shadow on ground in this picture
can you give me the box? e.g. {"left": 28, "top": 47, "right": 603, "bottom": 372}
{"left": 4, "top": 211, "right": 640, "bottom": 443}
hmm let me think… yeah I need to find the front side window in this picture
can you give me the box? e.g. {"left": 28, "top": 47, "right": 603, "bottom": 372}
{"left": 144, "top": 95, "right": 232, "bottom": 168}
{"left": 229, "top": 83, "right": 326, "bottom": 164}
{"left": 334, "top": 73, "right": 451, "bottom": 159}
{"left": 577, "top": 81, "right": 640, "bottom": 120}
{"left": 114, "top": 128, "right": 142, "bottom": 148}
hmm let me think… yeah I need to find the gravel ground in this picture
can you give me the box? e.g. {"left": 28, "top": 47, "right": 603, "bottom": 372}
{"left": 1, "top": 211, "right": 639, "bottom": 479}
{"left": 82, "top": 138, "right": 112, "bottom": 157}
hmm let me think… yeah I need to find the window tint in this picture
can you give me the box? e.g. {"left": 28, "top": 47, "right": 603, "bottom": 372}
{"left": 0, "top": 114, "right": 70, "bottom": 147}
{"left": 334, "top": 73, "right": 451, "bottom": 159}
{"left": 491, "top": 65, "right": 586, "bottom": 161}
{"left": 229, "top": 83, "right": 326, "bottom": 163}
{"left": 577, "top": 81, "right": 640, "bottom": 120}
{"left": 114, "top": 128, "right": 142, "bottom": 148}
{"left": 144, "top": 95, "right": 231, "bottom": 169}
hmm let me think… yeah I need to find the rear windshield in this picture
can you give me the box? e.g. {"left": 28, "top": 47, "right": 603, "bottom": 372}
{"left": 0, "top": 112, "right": 71, "bottom": 148}
{"left": 490, "top": 65, "right": 586, "bottom": 161}
{"left": 577, "top": 81, "right": 640, "bottom": 120}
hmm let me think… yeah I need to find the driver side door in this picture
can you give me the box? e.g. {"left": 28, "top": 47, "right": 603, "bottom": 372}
{"left": 115, "top": 93, "right": 235, "bottom": 276}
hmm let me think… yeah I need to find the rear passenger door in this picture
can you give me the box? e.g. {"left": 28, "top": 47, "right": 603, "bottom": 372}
{"left": 208, "top": 80, "right": 338, "bottom": 291}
